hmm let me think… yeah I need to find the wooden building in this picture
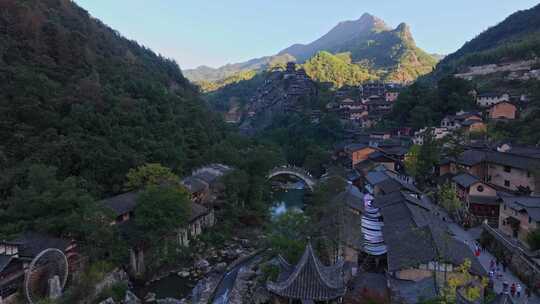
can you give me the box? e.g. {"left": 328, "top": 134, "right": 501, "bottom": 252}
{"left": 0, "top": 233, "right": 76, "bottom": 300}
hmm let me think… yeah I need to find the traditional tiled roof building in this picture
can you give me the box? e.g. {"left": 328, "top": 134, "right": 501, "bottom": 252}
{"left": 267, "top": 243, "right": 346, "bottom": 303}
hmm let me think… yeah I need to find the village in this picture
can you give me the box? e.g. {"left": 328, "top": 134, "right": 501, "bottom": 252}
{"left": 3, "top": 59, "right": 540, "bottom": 304}
{"left": 3, "top": 1, "right": 540, "bottom": 304}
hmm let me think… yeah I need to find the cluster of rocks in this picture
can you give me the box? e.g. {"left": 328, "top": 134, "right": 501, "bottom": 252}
{"left": 175, "top": 237, "right": 254, "bottom": 281}
{"left": 227, "top": 257, "right": 271, "bottom": 304}
{"left": 139, "top": 237, "right": 258, "bottom": 304}
{"left": 99, "top": 290, "right": 189, "bottom": 304}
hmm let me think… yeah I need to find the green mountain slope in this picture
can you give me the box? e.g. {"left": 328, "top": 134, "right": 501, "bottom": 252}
{"left": 0, "top": 0, "right": 223, "bottom": 195}
{"left": 185, "top": 14, "right": 437, "bottom": 86}
{"left": 433, "top": 3, "right": 540, "bottom": 78}
{"left": 301, "top": 51, "right": 376, "bottom": 87}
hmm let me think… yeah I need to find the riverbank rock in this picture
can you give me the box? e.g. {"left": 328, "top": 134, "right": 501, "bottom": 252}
{"left": 156, "top": 298, "right": 187, "bottom": 304}
{"left": 124, "top": 290, "right": 142, "bottom": 304}
{"left": 252, "top": 286, "right": 271, "bottom": 304}
{"left": 177, "top": 270, "right": 190, "bottom": 278}
{"left": 144, "top": 292, "right": 156, "bottom": 302}
{"left": 215, "top": 262, "right": 227, "bottom": 273}
{"left": 93, "top": 269, "right": 130, "bottom": 300}
{"left": 99, "top": 298, "right": 116, "bottom": 304}
{"left": 195, "top": 259, "right": 210, "bottom": 272}
{"left": 191, "top": 273, "right": 221, "bottom": 304}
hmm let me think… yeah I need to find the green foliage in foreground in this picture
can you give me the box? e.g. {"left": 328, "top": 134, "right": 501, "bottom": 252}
{"left": 134, "top": 185, "right": 191, "bottom": 245}
{"left": 267, "top": 211, "right": 311, "bottom": 263}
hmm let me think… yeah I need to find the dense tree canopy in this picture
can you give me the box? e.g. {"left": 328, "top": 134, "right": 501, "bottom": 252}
{"left": 125, "top": 163, "right": 181, "bottom": 191}
{"left": 387, "top": 76, "right": 476, "bottom": 129}
{"left": 134, "top": 185, "right": 191, "bottom": 245}
{"left": 0, "top": 0, "right": 224, "bottom": 198}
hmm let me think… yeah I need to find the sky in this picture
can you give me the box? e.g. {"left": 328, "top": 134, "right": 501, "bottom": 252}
{"left": 75, "top": 0, "right": 539, "bottom": 70}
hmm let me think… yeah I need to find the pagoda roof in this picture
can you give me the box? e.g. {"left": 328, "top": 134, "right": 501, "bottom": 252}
{"left": 267, "top": 243, "right": 346, "bottom": 301}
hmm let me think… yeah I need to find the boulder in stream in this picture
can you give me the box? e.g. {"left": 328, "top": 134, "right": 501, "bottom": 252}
{"left": 124, "top": 290, "right": 142, "bottom": 304}
{"left": 98, "top": 298, "right": 116, "bottom": 304}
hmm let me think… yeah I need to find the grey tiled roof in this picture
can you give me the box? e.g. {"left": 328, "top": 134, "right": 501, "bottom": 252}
{"left": 501, "top": 195, "right": 540, "bottom": 221}
{"left": 365, "top": 171, "right": 390, "bottom": 186}
{"left": 452, "top": 173, "right": 479, "bottom": 188}
{"left": 377, "top": 193, "right": 486, "bottom": 275}
{"left": 457, "top": 150, "right": 487, "bottom": 166}
{"left": 13, "top": 232, "right": 70, "bottom": 258}
{"left": 486, "top": 151, "right": 540, "bottom": 171}
{"left": 181, "top": 176, "right": 208, "bottom": 194}
{"left": 333, "top": 185, "right": 364, "bottom": 212}
{"left": 376, "top": 178, "right": 403, "bottom": 194}
{"left": 267, "top": 243, "right": 345, "bottom": 301}
{"left": 102, "top": 192, "right": 139, "bottom": 216}
{"left": 0, "top": 255, "right": 13, "bottom": 272}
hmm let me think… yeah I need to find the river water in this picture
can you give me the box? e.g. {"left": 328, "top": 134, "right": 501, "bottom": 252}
{"left": 138, "top": 179, "right": 306, "bottom": 302}
{"left": 270, "top": 181, "right": 306, "bottom": 217}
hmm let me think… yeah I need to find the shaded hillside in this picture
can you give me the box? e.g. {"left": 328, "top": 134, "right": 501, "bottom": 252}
{"left": 433, "top": 3, "right": 540, "bottom": 78}
{"left": 186, "top": 14, "right": 437, "bottom": 85}
{"left": 0, "top": 0, "right": 223, "bottom": 195}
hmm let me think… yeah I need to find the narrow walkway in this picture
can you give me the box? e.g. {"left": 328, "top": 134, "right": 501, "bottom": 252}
{"left": 448, "top": 224, "right": 539, "bottom": 304}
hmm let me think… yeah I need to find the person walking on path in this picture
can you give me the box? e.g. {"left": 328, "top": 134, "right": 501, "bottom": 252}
{"left": 510, "top": 283, "right": 516, "bottom": 297}
{"left": 503, "top": 281, "right": 509, "bottom": 294}
{"left": 502, "top": 260, "right": 507, "bottom": 272}
{"left": 516, "top": 283, "right": 522, "bottom": 297}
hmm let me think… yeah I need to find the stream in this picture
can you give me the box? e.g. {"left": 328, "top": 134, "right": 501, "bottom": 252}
{"left": 211, "top": 254, "right": 262, "bottom": 304}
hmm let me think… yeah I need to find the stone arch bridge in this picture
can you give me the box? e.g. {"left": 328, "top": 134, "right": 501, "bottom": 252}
{"left": 267, "top": 165, "right": 317, "bottom": 190}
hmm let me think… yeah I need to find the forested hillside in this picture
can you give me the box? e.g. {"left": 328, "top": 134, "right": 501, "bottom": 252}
{"left": 433, "top": 3, "right": 540, "bottom": 78}
{"left": 302, "top": 51, "right": 376, "bottom": 87}
{"left": 0, "top": 0, "right": 223, "bottom": 198}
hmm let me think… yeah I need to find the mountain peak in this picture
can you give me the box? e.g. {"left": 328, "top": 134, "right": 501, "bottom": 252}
{"left": 356, "top": 13, "right": 389, "bottom": 31}
{"left": 395, "top": 22, "right": 414, "bottom": 42}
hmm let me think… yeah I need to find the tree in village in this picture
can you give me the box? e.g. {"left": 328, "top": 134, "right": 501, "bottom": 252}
{"left": 305, "top": 174, "right": 347, "bottom": 221}
{"left": 125, "top": 163, "right": 181, "bottom": 190}
{"left": 442, "top": 259, "right": 486, "bottom": 303}
{"left": 266, "top": 210, "right": 312, "bottom": 263}
{"left": 404, "top": 144, "right": 421, "bottom": 178}
{"left": 134, "top": 185, "right": 191, "bottom": 245}
{"left": 437, "top": 183, "right": 462, "bottom": 215}
{"left": 405, "top": 131, "right": 440, "bottom": 188}
{"left": 526, "top": 228, "right": 540, "bottom": 250}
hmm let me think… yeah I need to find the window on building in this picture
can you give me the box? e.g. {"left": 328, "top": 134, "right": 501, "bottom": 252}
{"left": 487, "top": 175, "right": 492, "bottom": 182}
{"left": 529, "top": 216, "right": 532, "bottom": 223}
{"left": 503, "top": 204, "right": 507, "bottom": 210}
{"left": 504, "top": 166, "right": 511, "bottom": 173}
{"left": 527, "top": 171, "right": 531, "bottom": 178}
{"left": 504, "top": 180, "right": 510, "bottom": 187}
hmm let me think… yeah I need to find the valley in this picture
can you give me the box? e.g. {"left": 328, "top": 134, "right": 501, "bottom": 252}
{"left": 1, "top": 1, "right": 540, "bottom": 304}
